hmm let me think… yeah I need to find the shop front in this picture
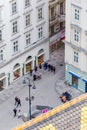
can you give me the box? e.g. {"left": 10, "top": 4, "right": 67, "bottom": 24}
{"left": 50, "top": 40, "right": 64, "bottom": 53}
{"left": 0, "top": 73, "right": 6, "bottom": 90}
{"left": 82, "top": 79, "right": 87, "bottom": 92}
{"left": 25, "top": 56, "right": 32, "bottom": 73}
{"left": 37, "top": 49, "right": 44, "bottom": 65}
{"left": 13, "top": 63, "right": 21, "bottom": 80}
{"left": 69, "top": 71, "right": 80, "bottom": 90}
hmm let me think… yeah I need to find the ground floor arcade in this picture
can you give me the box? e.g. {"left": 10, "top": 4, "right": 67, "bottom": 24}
{"left": 0, "top": 42, "right": 49, "bottom": 90}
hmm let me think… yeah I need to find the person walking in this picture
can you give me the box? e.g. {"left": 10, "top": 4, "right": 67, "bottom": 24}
{"left": 34, "top": 66, "right": 37, "bottom": 72}
{"left": 15, "top": 97, "right": 18, "bottom": 106}
{"left": 17, "top": 98, "right": 21, "bottom": 107}
{"left": 13, "top": 108, "right": 17, "bottom": 117}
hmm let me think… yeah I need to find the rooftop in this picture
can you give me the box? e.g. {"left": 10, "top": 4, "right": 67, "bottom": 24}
{"left": 12, "top": 94, "right": 87, "bottom": 130}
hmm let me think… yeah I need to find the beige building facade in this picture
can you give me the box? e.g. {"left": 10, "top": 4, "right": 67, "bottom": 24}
{"left": 49, "top": 0, "right": 65, "bottom": 53}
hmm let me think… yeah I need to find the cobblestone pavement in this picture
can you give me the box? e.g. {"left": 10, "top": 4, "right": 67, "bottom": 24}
{"left": 0, "top": 46, "right": 83, "bottom": 130}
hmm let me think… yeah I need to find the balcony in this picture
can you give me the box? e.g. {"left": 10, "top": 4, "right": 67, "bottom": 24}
{"left": 49, "top": 13, "right": 65, "bottom": 26}
{"left": 49, "top": 15, "right": 60, "bottom": 26}
{"left": 59, "top": 14, "right": 65, "bottom": 22}
{"left": 49, "top": 0, "right": 59, "bottom": 6}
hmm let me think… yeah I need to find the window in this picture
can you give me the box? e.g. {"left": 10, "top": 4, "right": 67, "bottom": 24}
{"left": 0, "top": 30, "right": 2, "bottom": 41}
{"left": 26, "top": 33, "right": 31, "bottom": 45}
{"left": 13, "top": 40, "right": 18, "bottom": 53}
{"left": 74, "top": 51, "right": 78, "bottom": 63}
{"left": 25, "top": 14, "right": 30, "bottom": 27}
{"left": 25, "top": 0, "right": 30, "bottom": 7}
{"left": 60, "top": 2, "right": 63, "bottom": 15}
{"left": 74, "top": 8, "right": 80, "bottom": 20}
{"left": 38, "top": 8, "right": 43, "bottom": 20}
{"left": 12, "top": 21, "right": 18, "bottom": 34}
{"left": 72, "top": 76, "right": 78, "bottom": 86}
{"left": 12, "top": 2, "right": 17, "bottom": 14}
{"left": 0, "top": 50, "right": 3, "bottom": 61}
{"left": 74, "top": 29, "right": 79, "bottom": 42}
{"left": 38, "top": 26, "right": 43, "bottom": 39}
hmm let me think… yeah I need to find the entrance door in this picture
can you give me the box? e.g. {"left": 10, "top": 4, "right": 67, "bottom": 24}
{"left": 85, "top": 83, "right": 87, "bottom": 92}
{"left": 72, "top": 76, "right": 78, "bottom": 89}
{"left": 26, "top": 62, "right": 32, "bottom": 73}
{"left": 38, "top": 55, "right": 44, "bottom": 65}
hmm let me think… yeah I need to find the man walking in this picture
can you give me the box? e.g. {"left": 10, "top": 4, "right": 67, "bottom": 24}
{"left": 17, "top": 98, "right": 21, "bottom": 107}
{"left": 13, "top": 108, "right": 17, "bottom": 117}
{"left": 15, "top": 97, "right": 21, "bottom": 107}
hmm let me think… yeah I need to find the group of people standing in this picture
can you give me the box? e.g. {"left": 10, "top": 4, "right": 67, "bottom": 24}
{"left": 43, "top": 62, "right": 56, "bottom": 74}
{"left": 13, "top": 97, "right": 21, "bottom": 118}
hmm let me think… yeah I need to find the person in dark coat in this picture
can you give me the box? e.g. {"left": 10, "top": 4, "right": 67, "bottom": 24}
{"left": 15, "top": 97, "right": 18, "bottom": 106}
{"left": 39, "top": 64, "right": 42, "bottom": 69}
{"left": 13, "top": 108, "right": 17, "bottom": 117}
{"left": 33, "top": 74, "right": 36, "bottom": 81}
{"left": 17, "top": 98, "right": 21, "bottom": 107}
{"left": 34, "top": 66, "right": 37, "bottom": 72}
{"left": 30, "top": 69, "right": 33, "bottom": 76}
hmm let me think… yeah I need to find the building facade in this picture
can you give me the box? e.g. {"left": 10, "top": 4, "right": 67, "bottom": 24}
{"left": 49, "top": 0, "right": 65, "bottom": 53}
{"left": 0, "top": 0, "right": 49, "bottom": 89}
{"left": 65, "top": 0, "right": 87, "bottom": 92}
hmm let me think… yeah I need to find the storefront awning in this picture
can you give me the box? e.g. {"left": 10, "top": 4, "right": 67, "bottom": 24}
{"left": 82, "top": 79, "right": 87, "bottom": 83}
{"left": 69, "top": 71, "right": 80, "bottom": 79}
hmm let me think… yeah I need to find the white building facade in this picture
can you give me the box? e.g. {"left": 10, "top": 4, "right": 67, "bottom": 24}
{"left": 0, "top": 0, "right": 49, "bottom": 89}
{"left": 65, "top": 0, "right": 87, "bottom": 92}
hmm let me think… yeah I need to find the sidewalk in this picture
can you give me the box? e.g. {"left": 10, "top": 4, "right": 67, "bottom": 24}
{"left": 0, "top": 46, "right": 83, "bottom": 130}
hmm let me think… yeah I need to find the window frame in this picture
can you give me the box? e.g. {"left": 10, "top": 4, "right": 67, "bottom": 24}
{"left": 13, "top": 40, "right": 19, "bottom": 53}
{"left": 0, "top": 49, "right": 3, "bottom": 61}
{"left": 25, "top": 0, "right": 30, "bottom": 8}
{"left": 74, "top": 8, "right": 80, "bottom": 21}
{"left": 38, "top": 26, "right": 43, "bottom": 39}
{"left": 26, "top": 33, "right": 31, "bottom": 45}
{"left": 74, "top": 51, "right": 78, "bottom": 63}
{"left": 12, "top": 1, "right": 17, "bottom": 14}
{"left": 12, "top": 20, "right": 18, "bottom": 34}
{"left": 0, "top": 30, "right": 2, "bottom": 42}
{"left": 25, "top": 13, "right": 30, "bottom": 27}
{"left": 38, "top": 7, "right": 43, "bottom": 20}
{"left": 74, "top": 29, "right": 80, "bottom": 42}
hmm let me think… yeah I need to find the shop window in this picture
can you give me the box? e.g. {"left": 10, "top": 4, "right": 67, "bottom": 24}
{"left": 13, "top": 69, "right": 20, "bottom": 80}
{"left": 72, "top": 76, "right": 78, "bottom": 86}
{"left": 26, "top": 62, "right": 32, "bottom": 72}
{"left": 38, "top": 54, "right": 44, "bottom": 65}
{"left": 13, "top": 63, "right": 20, "bottom": 80}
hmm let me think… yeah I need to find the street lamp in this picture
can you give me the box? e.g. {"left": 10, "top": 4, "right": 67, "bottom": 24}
{"left": 23, "top": 77, "right": 36, "bottom": 120}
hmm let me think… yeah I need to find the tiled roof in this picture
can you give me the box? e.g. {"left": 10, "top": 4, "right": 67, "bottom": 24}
{"left": 12, "top": 94, "right": 87, "bottom": 130}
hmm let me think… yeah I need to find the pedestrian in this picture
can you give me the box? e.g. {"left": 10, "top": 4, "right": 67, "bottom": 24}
{"left": 15, "top": 96, "right": 18, "bottom": 106}
{"left": 34, "top": 66, "right": 37, "bottom": 72}
{"left": 33, "top": 74, "right": 36, "bottom": 81}
{"left": 17, "top": 98, "right": 21, "bottom": 107}
{"left": 48, "top": 64, "right": 51, "bottom": 71}
{"left": 13, "top": 108, "right": 17, "bottom": 117}
{"left": 39, "top": 64, "right": 42, "bottom": 69}
{"left": 30, "top": 69, "right": 33, "bottom": 76}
